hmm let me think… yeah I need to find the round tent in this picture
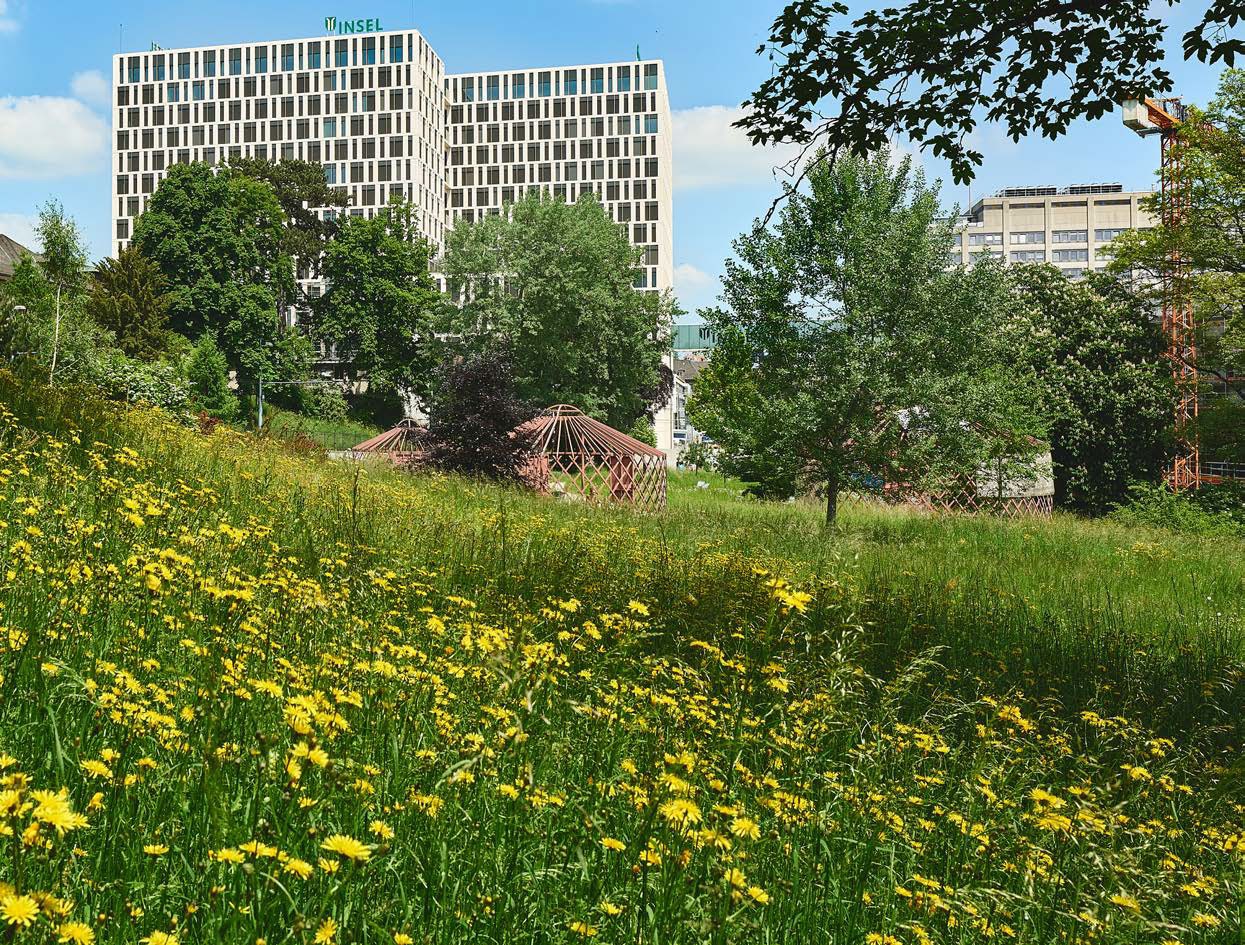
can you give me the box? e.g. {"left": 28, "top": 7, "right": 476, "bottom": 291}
{"left": 348, "top": 418, "right": 430, "bottom": 466}
{"left": 520, "top": 405, "right": 666, "bottom": 510}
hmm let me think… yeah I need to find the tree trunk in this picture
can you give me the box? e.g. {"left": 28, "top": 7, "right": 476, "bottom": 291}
{"left": 49, "top": 283, "right": 62, "bottom": 383}
{"left": 825, "top": 476, "right": 839, "bottom": 526}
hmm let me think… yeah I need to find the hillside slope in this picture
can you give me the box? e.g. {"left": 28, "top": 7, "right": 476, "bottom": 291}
{"left": 0, "top": 373, "right": 1241, "bottom": 944}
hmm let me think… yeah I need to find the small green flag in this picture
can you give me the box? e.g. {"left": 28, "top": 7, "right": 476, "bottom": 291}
{"left": 636, "top": 44, "right": 641, "bottom": 61}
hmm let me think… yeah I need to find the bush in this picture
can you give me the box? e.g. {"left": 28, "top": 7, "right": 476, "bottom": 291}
{"left": 185, "top": 331, "right": 239, "bottom": 422}
{"left": 75, "top": 350, "right": 191, "bottom": 416}
{"left": 301, "top": 382, "right": 349, "bottom": 423}
{"left": 1110, "top": 481, "right": 1244, "bottom": 537}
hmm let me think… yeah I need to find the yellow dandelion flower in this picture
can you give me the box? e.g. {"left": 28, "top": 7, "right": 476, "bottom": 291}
{"left": 600, "top": 837, "right": 626, "bottom": 852}
{"left": 144, "top": 844, "right": 168, "bottom": 856}
{"left": 282, "top": 858, "right": 314, "bottom": 880}
{"left": 369, "top": 820, "right": 394, "bottom": 840}
{"left": 1109, "top": 893, "right": 1140, "bottom": 913}
{"left": 320, "top": 834, "right": 373, "bottom": 862}
{"left": 57, "top": 921, "right": 96, "bottom": 944}
{"left": 599, "top": 902, "right": 623, "bottom": 917}
{"left": 1191, "top": 913, "right": 1221, "bottom": 929}
{"left": 140, "top": 933, "right": 179, "bottom": 945}
{"left": 724, "top": 868, "right": 746, "bottom": 889}
{"left": 729, "top": 817, "right": 760, "bottom": 840}
{"left": 314, "top": 918, "right": 337, "bottom": 944}
{"left": 2, "top": 894, "right": 40, "bottom": 928}
{"left": 569, "top": 921, "right": 598, "bottom": 937}
{"left": 746, "top": 886, "right": 770, "bottom": 905}
{"left": 393, "top": 935, "right": 413, "bottom": 945}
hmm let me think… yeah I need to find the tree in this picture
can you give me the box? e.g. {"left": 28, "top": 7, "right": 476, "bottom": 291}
{"left": 228, "top": 156, "right": 348, "bottom": 279}
{"left": 440, "top": 192, "right": 676, "bottom": 431}
{"left": 132, "top": 162, "right": 299, "bottom": 391}
{"left": 36, "top": 201, "right": 88, "bottom": 382}
{"left": 1108, "top": 68, "right": 1245, "bottom": 403}
{"left": 87, "top": 246, "right": 172, "bottom": 360}
{"left": 316, "top": 199, "right": 442, "bottom": 401}
{"left": 689, "top": 147, "right": 1045, "bottom": 524}
{"left": 425, "top": 349, "right": 538, "bottom": 483}
{"left": 184, "top": 330, "right": 239, "bottom": 422}
{"left": 739, "top": 0, "right": 1245, "bottom": 197}
{"left": 1007, "top": 266, "right": 1173, "bottom": 515}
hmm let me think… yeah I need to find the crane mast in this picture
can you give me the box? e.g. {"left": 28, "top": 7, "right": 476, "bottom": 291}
{"left": 1122, "top": 97, "right": 1199, "bottom": 490}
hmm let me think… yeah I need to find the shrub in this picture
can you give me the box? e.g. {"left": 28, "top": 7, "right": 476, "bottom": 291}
{"left": 1110, "top": 481, "right": 1244, "bottom": 536}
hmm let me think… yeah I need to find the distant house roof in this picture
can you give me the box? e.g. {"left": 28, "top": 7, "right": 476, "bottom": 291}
{"left": 0, "top": 234, "right": 39, "bottom": 282}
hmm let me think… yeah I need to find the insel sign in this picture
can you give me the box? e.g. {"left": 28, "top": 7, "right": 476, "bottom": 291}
{"left": 324, "top": 16, "right": 384, "bottom": 34}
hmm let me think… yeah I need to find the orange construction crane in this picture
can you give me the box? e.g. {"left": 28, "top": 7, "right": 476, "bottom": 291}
{"left": 1122, "top": 97, "right": 1199, "bottom": 490}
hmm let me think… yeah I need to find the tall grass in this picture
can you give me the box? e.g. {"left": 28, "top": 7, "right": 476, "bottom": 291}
{"left": 0, "top": 373, "right": 1240, "bottom": 944}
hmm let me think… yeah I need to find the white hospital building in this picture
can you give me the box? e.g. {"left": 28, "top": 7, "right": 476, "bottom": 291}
{"left": 109, "top": 23, "right": 681, "bottom": 453}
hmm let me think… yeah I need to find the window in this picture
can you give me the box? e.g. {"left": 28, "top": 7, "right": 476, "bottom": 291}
{"left": 282, "top": 44, "right": 295, "bottom": 71}
{"left": 462, "top": 77, "right": 474, "bottom": 102}
{"left": 167, "top": 83, "right": 180, "bottom": 103}
{"left": 618, "top": 68, "right": 631, "bottom": 92}
{"left": 178, "top": 52, "right": 191, "bottom": 79}
{"left": 362, "top": 38, "right": 376, "bottom": 65}
{"left": 254, "top": 46, "right": 267, "bottom": 73}
{"left": 308, "top": 43, "right": 322, "bottom": 69}
{"left": 1009, "top": 231, "right": 1043, "bottom": 244}
{"left": 951, "top": 233, "right": 962, "bottom": 247}
{"left": 128, "top": 57, "right": 141, "bottom": 83}
{"left": 335, "top": 40, "right": 349, "bottom": 67}
{"left": 591, "top": 68, "right": 604, "bottom": 94}
{"left": 323, "top": 117, "right": 336, "bottom": 137}
{"left": 153, "top": 58, "right": 165, "bottom": 81}
{"left": 1052, "top": 229, "right": 1087, "bottom": 243}
{"left": 1095, "top": 227, "right": 1129, "bottom": 242}
{"left": 563, "top": 69, "right": 577, "bottom": 94}
{"left": 1052, "top": 248, "right": 1090, "bottom": 262}
{"left": 229, "top": 48, "right": 242, "bottom": 75}
{"left": 487, "top": 75, "right": 499, "bottom": 100}
{"left": 389, "top": 37, "right": 404, "bottom": 63}
{"left": 644, "top": 114, "right": 658, "bottom": 134}
{"left": 204, "top": 51, "right": 217, "bottom": 77}
{"left": 538, "top": 71, "right": 551, "bottom": 96}
{"left": 1010, "top": 250, "right": 1046, "bottom": 262}
{"left": 644, "top": 64, "right": 658, "bottom": 90}
{"left": 967, "top": 232, "right": 1003, "bottom": 246}
{"left": 511, "top": 72, "right": 525, "bottom": 98}
{"left": 324, "top": 165, "right": 337, "bottom": 185}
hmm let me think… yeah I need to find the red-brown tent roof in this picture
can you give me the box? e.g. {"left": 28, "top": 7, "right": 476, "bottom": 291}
{"left": 351, "top": 418, "right": 430, "bottom": 454}
{"left": 520, "top": 405, "right": 665, "bottom": 459}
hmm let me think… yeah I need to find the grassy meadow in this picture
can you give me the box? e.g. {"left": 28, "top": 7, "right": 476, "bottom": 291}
{"left": 0, "top": 370, "right": 1241, "bottom": 945}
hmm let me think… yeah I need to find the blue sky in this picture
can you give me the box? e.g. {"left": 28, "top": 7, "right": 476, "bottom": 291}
{"left": 0, "top": 0, "right": 1232, "bottom": 315}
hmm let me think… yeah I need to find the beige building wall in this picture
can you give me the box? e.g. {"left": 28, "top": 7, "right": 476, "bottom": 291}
{"left": 952, "top": 185, "right": 1155, "bottom": 278}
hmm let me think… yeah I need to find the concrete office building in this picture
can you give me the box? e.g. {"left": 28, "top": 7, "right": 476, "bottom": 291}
{"left": 953, "top": 184, "right": 1155, "bottom": 278}
{"left": 109, "top": 26, "right": 682, "bottom": 455}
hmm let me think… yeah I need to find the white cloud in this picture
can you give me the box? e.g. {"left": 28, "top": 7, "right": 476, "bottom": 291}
{"left": 0, "top": 0, "right": 17, "bottom": 34}
{"left": 71, "top": 70, "right": 111, "bottom": 108}
{"left": 672, "top": 105, "right": 805, "bottom": 191}
{"left": 0, "top": 96, "right": 107, "bottom": 179}
{"left": 674, "top": 263, "right": 721, "bottom": 313}
{"left": 0, "top": 212, "right": 38, "bottom": 250}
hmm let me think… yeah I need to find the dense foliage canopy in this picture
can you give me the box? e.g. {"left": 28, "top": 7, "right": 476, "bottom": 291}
{"left": 440, "top": 193, "right": 676, "bottom": 432}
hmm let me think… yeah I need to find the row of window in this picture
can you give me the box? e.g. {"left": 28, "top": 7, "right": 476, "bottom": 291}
{"left": 453, "top": 64, "right": 659, "bottom": 102}
{"left": 1006, "top": 249, "right": 1094, "bottom": 262}
{"left": 957, "top": 227, "right": 1135, "bottom": 247}
{"left": 450, "top": 93, "right": 662, "bottom": 126}
{"left": 122, "top": 35, "right": 433, "bottom": 84}
{"left": 121, "top": 66, "right": 431, "bottom": 108}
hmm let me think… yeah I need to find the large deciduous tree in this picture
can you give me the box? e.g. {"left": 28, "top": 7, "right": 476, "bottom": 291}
{"left": 315, "top": 199, "right": 443, "bottom": 401}
{"left": 1007, "top": 266, "right": 1173, "bottom": 515}
{"left": 689, "top": 147, "right": 1045, "bottom": 523}
{"left": 228, "top": 156, "right": 348, "bottom": 278}
{"left": 87, "top": 246, "right": 172, "bottom": 361}
{"left": 132, "top": 162, "right": 307, "bottom": 391}
{"left": 440, "top": 192, "right": 676, "bottom": 432}
{"left": 739, "top": 1, "right": 1245, "bottom": 196}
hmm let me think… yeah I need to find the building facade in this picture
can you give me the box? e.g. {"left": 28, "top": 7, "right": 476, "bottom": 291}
{"left": 953, "top": 184, "right": 1155, "bottom": 278}
{"left": 109, "top": 28, "right": 681, "bottom": 456}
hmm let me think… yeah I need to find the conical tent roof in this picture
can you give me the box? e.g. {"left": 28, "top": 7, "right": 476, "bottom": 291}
{"left": 351, "top": 418, "right": 430, "bottom": 455}
{"left": 519, "top": 405, "right": 666, "bottom": 509}
{"left": 521, "top": 405, "right": 665, "bottom": 459}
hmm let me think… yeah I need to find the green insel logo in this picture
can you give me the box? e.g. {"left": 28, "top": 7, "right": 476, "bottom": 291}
{"left": 325, "top": 15, "right": 383, "bottom": 34}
